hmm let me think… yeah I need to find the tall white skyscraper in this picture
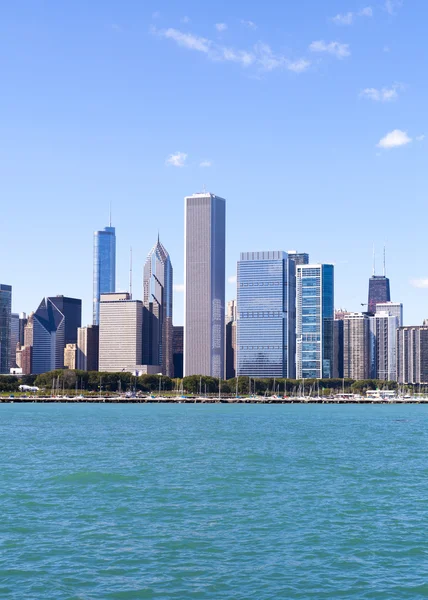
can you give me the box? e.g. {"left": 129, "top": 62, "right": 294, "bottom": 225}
{"left": 184, "top": 192, "right": 226, "bottom": 378}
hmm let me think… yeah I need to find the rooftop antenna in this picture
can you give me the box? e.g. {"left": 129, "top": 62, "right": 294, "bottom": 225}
{"left": 383, "top": 245, "right": 386, "bottom": 277}
{"left": 129, "top": 246, "right": 133, "bottom": 299}
{"left": 372, "top": 244, "right": 376, "bottom": 276}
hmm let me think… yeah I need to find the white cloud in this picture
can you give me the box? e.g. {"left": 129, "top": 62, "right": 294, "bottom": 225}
{"left": 199, "top": 160, "right": 213, "bottom": 167}
{"left": 241, "top": 19, "right": 257, "bottom": 30}
{"left": 377, "top": 129, "right": 411, "bottom": 149}
{"left": 161, "top": 28, "right": 211, "bottom": 53}
{"left": 410, "top": 279, "right": 428, "bottom": 289}
{"left": 332, "top": 12, "right": 354, "bottom": 25}
{"left": 153, "top": 26, "right": 310, "bottom": 73}
{"left": 416, "top": 134, "right": 425, "bottom": 142}
{"left": 110, "top": 23, "right": 123, "bottom": 32}
{"left": 385, "top": 0, "right": 403, "bottom": 15}
{"left": 360, "top": 84, "right": 402, "bottom": 102}
{"left": 215, "top": 23, "right": 228, "bottom": 32}
{"left": 309, "top": 40, "right": 350, "bottom": 59}
{"left": 360, "top": 7, "right": 373, "bottom": 16}
{"left": 173, "top": 283, "right": 185, "bottom": 293}
{"left": 181, "top": 16, "right": 190, "bottom": 24}
{"left": 228, "top": 275, "right": 237, "bottom": 284}
{"left": 166, "top": 151, "right": 187, "bottom": 167}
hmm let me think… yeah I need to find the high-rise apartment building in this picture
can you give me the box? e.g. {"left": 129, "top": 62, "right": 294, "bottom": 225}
{"left": 64, "top": 344, "right": 77, "bottom": 370}
{"left": 172, "top": 325, "right": 184, "bottom": 378}
{"left": 225, "top": 300, "right": 237, "bottom": 379}
{"left": 237, "top": 252, "right": 296, "bottom": 378}
{"left": 93, "top": 223, "right": 116, "bottom": 325}
{"left": 99, "top": 293, "right": 143, "bottom": 372}
{"left": 77, "top": 325, "right": 99, "bottom": 371}
{"left": 10, "top": 312, "right": 19, "bottom": 368}
{"left": 184, "top": 192, "right": 225, "bottom": 378}
{"left": 296, "top": 264, "right": 334, "bottom": 379}
{"left": 369, "top": 312, "right": 398, "bottom": 380}
{"left": 375, "top": 302, "right": 403, "bottom": 327}
{"left": 397, "top": 326, "right": 428, "bottom": 384}
{"left": 0, "top": 284, "right": 12, "bottom": 374}
{"left": 343, "top": 312, "right": 371, "bottom": 380}
{"left": 142, "top": 237, "right": 173, "bottom": 376}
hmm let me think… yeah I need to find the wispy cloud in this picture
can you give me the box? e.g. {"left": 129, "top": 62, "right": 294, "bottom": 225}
{"left": 110, "top": 23, "right": 124, "bottom": 33}
{"left": 309, "top": 40, "right": 350, "bottom": 58}
{"left": 385, "top": 0, "right": 403, "bottom": 15}
{"left": 241, "top": 19, "right": 257, "bottom": 30}
{"left": 166, "top": 151, "right": 187, "bottom": 167}
{"left": 200, "top": 160, "right": 213, "bottom": 168}
{"left": 173, "top": 283, "right": 185, "bottom": 293}
{"left": 360, "top": 83, "right": 403, "bottom": 102}
{"left": 228, "top": 275, "right": 237, "bottom": 284}
{"left": 410, "top": 278, "right": 428, "bottom": 289}
{"left": 377, "top": 129, "right": 411, "bottom": 149}
{"left": 181, "top": 16, "right": 190, "bottom": 24}
{"left": 153, "top": 26, "right": 311, "bottom": 73}
{"left": 332, "top": 7, "right": 372, "bottom": 25}
{"left": 416, "top": 134, "right": 425, "bottom": 142}
{"left": 215, "top": 23, "right": 228, "bottom": 32}
{"left": 152, "top": 11, "right": 161, "bottom": 20}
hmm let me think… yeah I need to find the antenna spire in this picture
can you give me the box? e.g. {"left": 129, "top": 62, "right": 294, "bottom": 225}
{"left": 129, "top": 246, "right": 133, "bottom": 299}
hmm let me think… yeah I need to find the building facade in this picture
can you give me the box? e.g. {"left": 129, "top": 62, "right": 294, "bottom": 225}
{"left": 99, "top": 293, "right": 143, "bottom": 372}
{"left": 375, "top": 302, "right": 403, "bottom": 327}
{"left": 343, "top": 312, "right": 371, "bottom": 380}
{"left": 172, "top": 325, "right": 184, "bottom": 379}
{"left": 225, "top": 300, "right": 237, "bottom": 379}
{"left": 77, "top": 325, "right": 99, "bottom": 371}
{"left": 184, "top": 192, "right": 225, "bottom": 378}
{"left": 296, "top": 264, "right": 334, "bottom": 379}
{"left": 369, "top": 312, "right": 398, "bottom": 381}
{"left": 10, "top": 312, "right": 19, "bottom": 368}
{"left": 368, "top": 275, "right": 391, "bottom": 314}
{"left": 397, "top": 326, "right": 428, "bottom": 384}
{"left": 93, "top": 224, "right": 116, "bottom": 325}
{"left": 32, "top": 298, "right": 66, "bottom": 374}
{"left": 287, "top": 251, "right": 309, "bottom": 266}
{"left": 0, "top": 284, "right": 12, "bottom": 374}
{"left": 237, "top": 252, "right": 296, "bottom": 378}
{"left": 49, "top": 296, "right": 81, "bottom": 345}
{"left": 142, "top": 237, "right": 173, "bottom": 376}
{"left": 64, "top": 344, "right": 77, "bottom": 370}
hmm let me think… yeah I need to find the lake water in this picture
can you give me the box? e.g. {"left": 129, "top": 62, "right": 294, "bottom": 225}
{"left": 1, "top": 403, "right": 428, "bottom": 599}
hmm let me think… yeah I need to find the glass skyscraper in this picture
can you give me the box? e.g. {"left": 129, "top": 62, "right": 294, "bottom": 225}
{"left": 142, "top": 236, "right": 173, "bottom": 376}
{"left": 184, "top": 192, "right": 225, "bottom": 378}
{"left": 368, "top": 275, "right": 390, "bottom": 314}
{"left": 93, "top": 224, "right": 116, "bottom": 325}
{"left": 237, "top": 251, "right": 296, "bottom": 378}
{"left": 296, "top": 264, "right": 334, "bottom": 379}
{"left": 0, "top": 284, "right": 12, "bottom": 374}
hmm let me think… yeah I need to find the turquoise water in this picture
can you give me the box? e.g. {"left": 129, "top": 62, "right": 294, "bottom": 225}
{"left": 1, "top": 404, "right": 428, "bottom": 599}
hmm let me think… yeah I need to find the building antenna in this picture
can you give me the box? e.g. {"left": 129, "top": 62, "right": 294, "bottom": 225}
{"left": 372, "top": 244, "right": 376, "bottom": 276}
{"left": 383, "top": 245, "right": 386, "bottom": 277}
{"left": 129, "top": 246, "right": 133, "bottom": 299}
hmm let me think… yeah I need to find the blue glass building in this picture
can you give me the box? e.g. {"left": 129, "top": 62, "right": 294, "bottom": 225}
{"left": 93, "top": 225, "right": 116, "bottom": 325}
{"left": 296, "top": 264, "right": 334, "bottom": 379}
{"left": 237, "top": 251, "right": 296, "bottom": 378}
{"left": 0, "top": 284, "right": 12, "bottom": 374}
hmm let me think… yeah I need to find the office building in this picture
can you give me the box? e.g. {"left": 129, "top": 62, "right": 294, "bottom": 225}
{"left": 397, "top": 326, "right": 428, "bottom": 384}
{"left": 0, "top": 284, "right": 12, "bottom": 374}
{"left": 184, "top": 192, "right": 226, "bottom": 378}
{"left": 93, "top": 222, "right": 116, "bottom": 325}
{"left": 24, "top": 313, "right": 34, "bottom": 347}
{"left": 19, "top": 313, "right": 27, "bottom": 346}
{"left": 225, "top": 300, "right": 237, "bottom": 379}
{"left": 173, "top": 325, "right": 184, "bottom": 378}
{"left": 369, "top": 312, "right": 398, "bottom": 380}
{"left": 288, "top": 251, "right": 309, "bottom": 266}
{"left": 237, "top": 252, "right": 296, "bottom": 378}
{"left": 77, "top": 325, "right": 99, "bottom": 371}
{"left": 333, "top": 319, "right": 344, "bottom": 378}
{"left": 32, "top": 298, "right": 66, "bottom": 374}
{"left": 368, "top": 276, "right": 390, "bottom": 314}
{"left": 49, "top": 296, "right": 82, "bottom": 344}
{"left": 296, "top": 264, "right": 334, "bottom": 379}
{"left": 376, "top": 302, "right": 403, "bottom": 327}
{"left": 343, "top": 312, "right": 371, "bottom": 380}
{"left": 21, "top": 345, "right": 32, "bottom": 375}
{"left": 10, "top": 312, "right": 19, "bottom": 368}
{"left": 99, "top": 293, "right": 143, "bottom": 372}
{"left": 64, "top": 344, "right": 77, "bottom": 370}
{"left": 142, "top": 237, "right": 173, "bottom": 376}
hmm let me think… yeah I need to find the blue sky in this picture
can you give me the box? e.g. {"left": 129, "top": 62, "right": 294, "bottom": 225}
{"left": 1, "top": 0, "right": 427, "bottom": 326}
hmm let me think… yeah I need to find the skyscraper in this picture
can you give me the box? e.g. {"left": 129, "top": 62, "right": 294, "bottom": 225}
{"left": 375, "top": 302, "right": 403, "bottom": 327}
{"left": 368, "top": 249, "right": 390, "bottom": 314}
{"left": 225, "top": 300, "right": 237, "bottom": 379}
{"left": 397, "top": 326, "right": 428, "bottom": 384}
{"left": 77, "top": 325, "right": 99, "bottom": 371}
{"left": 99, "top": 293, "right": 143, "bottom": 372}
{"left": 343, "top": 312, "right": 371, "bottom": 380}
{"left": 296, "top": 264, "right": 334, "bottom": 379}
{"left": 32, "top": 298, "right": 66, "bottom": 374}
{"left": 237, "top": 251, "right": 296, "bottom": 378}
{"left": 10, "top": 312, "right": 19, "bottom": 368}
{"left": 369, "top": 312, "right": 398, "bottom": 381}
{"left": 184, "top": 192, "right": 226, "bottom": 378}
{"left": 172, "top": 325, "right": 184, "bottom": 378}
{"left": 287, "top": 251, "right": 309, "bottom": 266}
{"left": 49, "top": 296, "right": 82, "bottom": 344}
{"left": 93, "top": 222, "right": 116, "bottom": 325}
{"left": 0, "top": 284, "right": 12, "bottom": 374}
{"left": 142, "top": 237, "right": 173, "bottom": 376}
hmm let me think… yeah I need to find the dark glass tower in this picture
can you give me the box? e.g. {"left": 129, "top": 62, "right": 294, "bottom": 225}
{"left": 368, "top": 276, "right": 390, "bottom": 314}
{"left": 0, "top": 284, "right": 12, "bottom": 374}
{"left": 49, "top": 296, "right": 82, "bottom": 344}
